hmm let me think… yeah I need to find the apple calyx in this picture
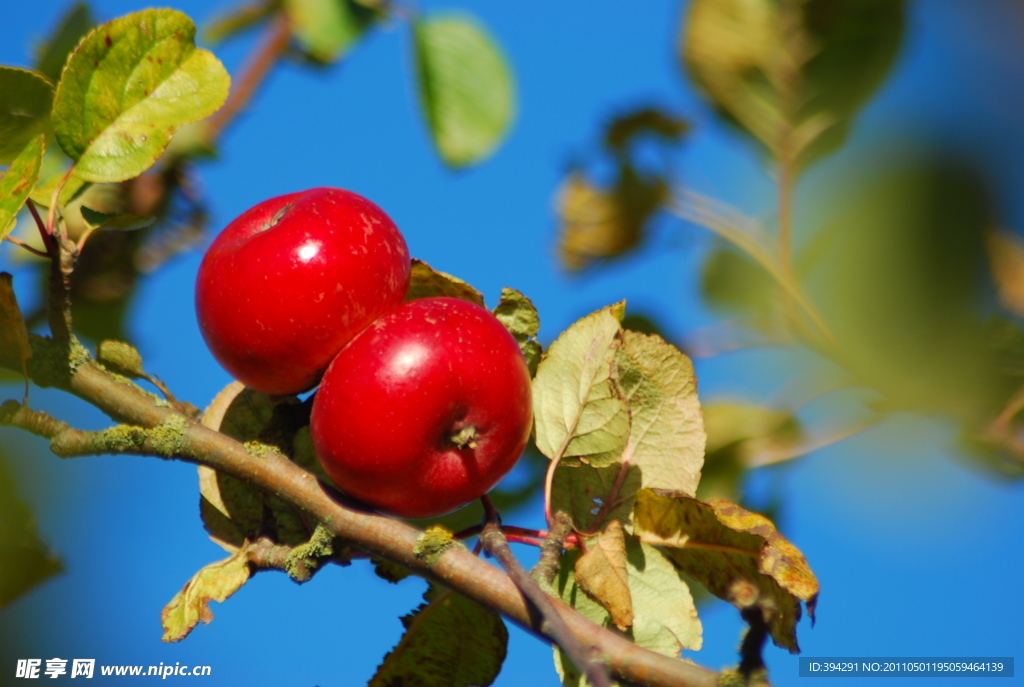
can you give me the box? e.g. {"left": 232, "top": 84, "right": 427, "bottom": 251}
{"left": 449, "top": 425, "right": 479, "bottom": 450}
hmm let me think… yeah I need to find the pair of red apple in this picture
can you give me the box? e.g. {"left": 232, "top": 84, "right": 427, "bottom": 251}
{"left": 195, "top": 188, "right": 532, "bottom": 519}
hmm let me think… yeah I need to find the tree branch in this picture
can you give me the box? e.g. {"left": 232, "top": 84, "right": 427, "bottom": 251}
{"left": 532, "top": 511, "right": 573, "bottom": 589}
{"left": 481, "top": 521, "right": 613, "bottom": 687}
{"left": 2, "top": 342, "right": 719, "bottom": 687}
{"left": 204, "top": 12, "right": 292, "bottom": 145}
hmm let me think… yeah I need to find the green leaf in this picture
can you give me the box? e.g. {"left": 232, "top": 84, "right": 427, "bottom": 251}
{"left": 52, "top": 9, "right": 231, "bottom": 183}
{"left": 622, "top": 538, "right": 702, "bottom": 657}
{"left": 29, "top": 159, "right": 87, "bottom": 209}
{"left": 701, "top": 245, "right": 776, "bottom": 318}
{"left": 681, "top": 0, "right": 904, "bottom": 168}
{"left": 286, "top": 0, "right": 377, "bottom": 63}
{"left": 405, "top": 258, "right": 485, "bottom": 306}
{"left": 0, "top": 451, "right": 62, "bottom": 607}
{"left": 553, "top": 536, "right": 701, "bottom": 685}
{"left": 0, "top": 135, "right": 45, "bottom": 243}
{"left": 0, "top": 143, "right": 44, "bottom": 242}
{"left": 160, "top": 548, "right": 251, "bottom": 642}
{"left": 35, "top": 3, "right": 95, "bottom": 84}
{"left": 493, "top": 287, "right": 542, "bottom": 375}
{"left": 493, "top": 287, "right": 539, "bottom": 341}
{"left": 615, "top": 330, "right": 705, "bottom": 496}
{"left": 80, "top": 206, "right": 155, "bottom": 231}
{"left": 811, "top": 159, "right": 1007, "bottom": 421}
{"left": 550, "top": 461, "right": 640, "bottom": 532}
{"left": 701, "top": 401, "right": 802, "bottom": 499}
{"left": 633, "top": 489, "right": 818, "bottom": 653}
{"left": 704, "top": 401, "right": 798, "bottom": 464}
{"left": 0, "top": 68, "right": 54, "bottom": 166}
{"left": 370, "top": 588, "right": 508, "bottom": 687}
{"left": 533, "top": 304, "right": 630, "bottom": 468}
{"left": 414, "top": 13, "right": 515, "bottom": 168}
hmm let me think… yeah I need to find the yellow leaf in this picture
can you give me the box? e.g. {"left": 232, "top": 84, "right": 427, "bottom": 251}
{"left": 161, "top": 550, "right": 251, "bottom": 642}
{"left": 634, "top": 488, "right": 818, "bottom": 652}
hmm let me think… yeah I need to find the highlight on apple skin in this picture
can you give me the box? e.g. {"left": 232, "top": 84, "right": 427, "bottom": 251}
{"left": 195, "top": 187, "right": 411, "bottom": 395}
{"left": 310, "top": 297, "right": 534, "bottom": 519}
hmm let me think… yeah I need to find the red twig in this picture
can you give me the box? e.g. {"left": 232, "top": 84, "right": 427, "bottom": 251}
{"left": 2, "top": 235, "right": 50, "bottom": 258}
{"left": 25, "top": 199, "right": 56, "bottom": 256}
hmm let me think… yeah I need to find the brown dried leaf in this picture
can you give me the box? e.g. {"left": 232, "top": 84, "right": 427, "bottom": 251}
{"left": 986, "top": 229, "right": 1024, "bottom": 316}
{"left": 405, "top": 258, "right": 485, "bottom": 307}
{"left": 0, "top": 273, "right": 32, "bottom": 399}
{"left": 574, "top": 520, "right": 633, "bottom": 630}
{"left": 198, "top": 381, "right": 310, "bottom": 550}
{"left": 633, "top": 488, "right": 818, "bottom": 652}
{"left": 556, "top": 170, "right": 666, "bottom": 272}
{"left": 200, "top": 380, "right": 246, "bottom": 431}
{"left": 161, "top": 549, "right": 251, "bottom": 642}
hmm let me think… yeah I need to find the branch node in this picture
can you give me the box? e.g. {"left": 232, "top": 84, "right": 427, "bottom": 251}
{"left": 481, "top": 522, "right": 613, "bottom": 687}
{"left": 414, "top": 525, "right": 461, "bottom": 567}
{"left": 149, "top": 414, "right": 189, "bottom": 456}
{"left": 532, "top": 511, "right": 574, "bottom": 591}
{"left": 243, "top": 440, "right": 281, "bottom": 458}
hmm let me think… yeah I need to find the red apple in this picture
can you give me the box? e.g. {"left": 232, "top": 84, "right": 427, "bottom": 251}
{"left": 195, "top": 188, "right": 410, "bottom": 395}
{"left": 310, "top": 297, "right": 533, "bottom": 519}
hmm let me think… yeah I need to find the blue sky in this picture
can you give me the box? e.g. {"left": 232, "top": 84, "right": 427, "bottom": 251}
{"left": 2, "top": 1, "right": 1022, "bottom": 685}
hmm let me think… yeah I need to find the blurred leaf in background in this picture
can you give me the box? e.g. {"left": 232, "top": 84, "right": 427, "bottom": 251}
{"left": 414, "top": 13, "right": 516, "bottom": 168}
{"left": 34, "top": 2, "right": 94, "bottom": 84}
{"left": 0, "top": 450, "right": 62, "bottom": 608}
{"left": 699, "top": 401, "right": 802, "bottom": 502}
{"left": 556, "top": 107, "right": 688, "bottom": 271}
{"left": 681, "top": 0, "right": 905, "bottom": 169}
{"left": 285, "top": 0, "right": 379, "bottom": 64}
{"left": 806, "top": 152, "right": 1024, "bottom": 478}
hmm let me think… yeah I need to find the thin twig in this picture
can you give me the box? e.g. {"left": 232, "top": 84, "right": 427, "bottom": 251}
{"left": 587, "top": 445, "right": 633, "bottom": 535}
{"left": 671, "top": 192, "right": 838, "bottom": 352}
{"left": 75, "top": 226, "right": 98, "bottom": 253}
{"left": 745, "top": 415, "right": 883, "bottom": 468}
{"left": 3, "top": 235, "right": 50, "bottom": 258}
{"left": 204, "top": 12, "right": 292, "bottom": 145}
{"left": 25, "top": 198, "right": 56, "bottom": 256}
{"left": 47, "top": 168, "right": 75, "bottom": 241}
{"left": 543, "top": 432, "right": 577, "bottom": 526}
{"left": 737, "top": 607, "right": 770, "bottom": 682}
{"left": 480, "top": 521, "right": 613, "bottom": 687}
